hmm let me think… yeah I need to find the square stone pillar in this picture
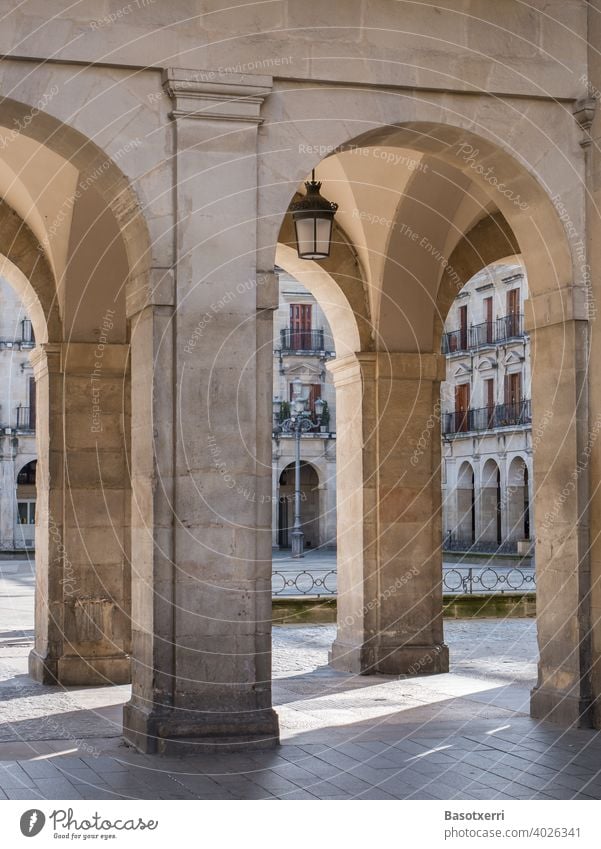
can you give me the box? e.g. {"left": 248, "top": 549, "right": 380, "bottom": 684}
{"left": 123, "top": 69, "right": 279, "bottom": 753}
{"left": 329, "top": 352, "right": 449, "bottom": 676}
{"left": 29, "top": 342, "right": 131, "bottom": 685}
{"left": 527, "top": 289, "right": 593, "bottom": 727}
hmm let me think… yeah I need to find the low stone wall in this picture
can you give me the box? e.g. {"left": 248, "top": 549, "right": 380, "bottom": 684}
{"left": 442, "top": 593, "right": 536, "bottom": 619}
{"left": 272, "top": 593, "right": 535, "bottom": 624}
{"left": 443, "top": 551, "right": 533, "bottom": 569}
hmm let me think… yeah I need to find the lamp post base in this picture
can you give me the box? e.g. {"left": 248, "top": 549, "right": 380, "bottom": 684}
{"left": 291, "top": 529, "right": 304, "bottom": 559}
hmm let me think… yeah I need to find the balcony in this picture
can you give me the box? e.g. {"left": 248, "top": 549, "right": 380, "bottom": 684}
{"left": 442, "top": 313, "right": 525, "bottom": 353}
{"left": 278, "top": 328, "right": 333, "bottom": 355}
{"left": 21, "top": 319, "right": 34, "bottom": 344}
{"left": 16, "top": 406, "right": 34, "bottom": 431}
{"left": 443, "top": 399, "right": 531, "bottom": 435}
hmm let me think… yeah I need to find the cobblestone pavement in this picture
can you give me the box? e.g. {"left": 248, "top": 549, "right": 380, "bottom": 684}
{"left": 1, "top": 562, "right": 601, "bottom": 800}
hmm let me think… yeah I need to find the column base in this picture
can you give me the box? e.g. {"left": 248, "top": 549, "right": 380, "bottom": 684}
{"left": 123, "top": 702, "right": 280, "bottom": 754}
{"left": 330, "top": 639, "right": 449, "bottom": 676}
{"left": 530, "top": 685, "right": 593, "bottom": 728}
{"left": 29, "top": 649, "right": 131, "bottom": 686}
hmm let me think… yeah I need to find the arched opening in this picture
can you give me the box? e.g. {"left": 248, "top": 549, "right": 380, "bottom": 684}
{"left": 456, "top": 461, "right": 476, "bottom": 546}
{"left": 266, "top": 111, "right": 577, "bottom": 722}
{"left": 507, "top": 456, "right": 532, "bottom": 545}
{"left": 0, "top": 101, "right": 151, "bottom": 693}
{"left": 277, "top": 462, "right": 320, "bottom": 550}
{"left": 480, "top": 460, "right": 502, "bottom": 547}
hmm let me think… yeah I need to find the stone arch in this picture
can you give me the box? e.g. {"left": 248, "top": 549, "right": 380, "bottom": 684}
{"left": 276, "top": 218, "right": 370, "bottom": 356}
{"left": 0, "top": 96, "right": 151, "bottom": 294}
{"left": 262, "top": 114, "right": 575, "bottom": 324}
{"left": 0, "top": 204, "right": 60, "bottom": 343}
{"left": 434, "top": 214, "right": 520, "bottom": 345}
{"left": 0, "top": 110, "right": 154, "bottom": 688}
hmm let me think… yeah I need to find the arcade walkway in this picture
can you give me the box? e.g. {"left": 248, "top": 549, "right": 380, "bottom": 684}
{"left": 1, "top": 560, "right": 600, "bottom": 800}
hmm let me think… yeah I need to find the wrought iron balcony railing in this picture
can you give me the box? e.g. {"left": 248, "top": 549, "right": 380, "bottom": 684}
{"left": 495, "top": 312, "right": 524, "bottom": 342}
{"left": 279, "top": 328, "right": 332, "bottom": 354}
{"left": 442, "top": 313, "right": 525, "bottom": 353}
{"left": 21, "top": 319, "right": 34, "bottom": 344}
{"left": 443, "top": 399, "right": 531, "bottom": 435}
{"left": 16, "top": 406, "right": 34, "bottom": 431}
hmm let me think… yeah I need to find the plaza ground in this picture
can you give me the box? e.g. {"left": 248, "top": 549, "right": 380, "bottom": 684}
{"left": 0, "top": 559, "right": 600, "bottom": 800}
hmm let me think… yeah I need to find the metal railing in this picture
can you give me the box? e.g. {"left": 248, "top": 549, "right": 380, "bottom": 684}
{"left": 496, "top": 313, "right": 524, "bottom": 342}
{"left": 21, "top": 319, "right": 34, "bottom": 344}
{"left": 443, "top": 400, "right": 531, "bottom": 435}
{"left": 442, "top": 313, "right": 525, "bottom": 353}
{"left": 443, "top": 566, "right": 535, "bottom": 594}
{"left": 279, "top": 328, "right": 332, "bottom": 354}
{"left": 442, "top": 327, "right": 469, "bottom": 354}
{"left": 271, "top": 566, "right": 535, "bottom": 596}
{"left": 16, "top": 406, "right": 34, "bottom": 430}
{"left": 272, "top": 569, "right": 337, "bottom": 597}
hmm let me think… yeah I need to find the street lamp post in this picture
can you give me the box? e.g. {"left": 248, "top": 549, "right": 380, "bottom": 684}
{"left": 290, "top": 419, "right": 305, "bottom": 558}
{"left": 273, "top": 385, "right": 323, "bottom": 558}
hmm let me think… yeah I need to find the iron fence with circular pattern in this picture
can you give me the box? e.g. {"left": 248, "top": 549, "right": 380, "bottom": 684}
{"left": 272, "top": 569, "right": 337, "bottom": 597}
{"left": 272, "top": 566, "right": 535, "bottom": 597}
{"left": 443, "top": 566, "right": 535, "bottom": 594}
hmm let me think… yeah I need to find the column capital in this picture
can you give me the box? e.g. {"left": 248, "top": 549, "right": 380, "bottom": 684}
{"left": 161, "top": 68, "right": 272, "bottom": 123}
{"left": 30, "top": 342, "right": 130, "bottom": 377}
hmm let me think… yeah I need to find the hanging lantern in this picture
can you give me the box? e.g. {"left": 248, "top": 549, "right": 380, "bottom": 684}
{"left": 290, "top": 170, "right": 338, "bottom": 260}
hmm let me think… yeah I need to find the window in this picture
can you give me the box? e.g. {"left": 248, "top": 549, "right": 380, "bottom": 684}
{"left": 21, "top": 319, "right": 34, "bottom": 343}
{"left": 484, "top": 296, "right": 493, "bottom": 343}
{"left": 17, "top": 502, "right": 35, "bottom": 525}
{"left": 455, "top": 383, "right": 470, "bottom": 432}
{"left": 504, "top": 372, "right": 522, "bottom": 407}
{"left": 289, "top": 304, "right": 312, "bottom": 349}
{"left": 29, "top": 377, "right": 36, "bottom": 429}
{"left": 485, "top": 378, "right": 494, "bottom": 409}
{"left": 485, "top": 378, "right": 495, "bottom": 427}
{"left": 289, "top": 382, "right": 321, "bottom": 415}
{"left": 506, "top": 288, "right": 520, "bottom": 336}
{"left": 459, "top": 304, "right": 468, "bottom": 350}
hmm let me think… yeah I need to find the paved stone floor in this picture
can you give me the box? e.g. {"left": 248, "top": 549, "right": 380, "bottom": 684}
{"left": 1, "top": 559, "right": 601, "bottom": 800}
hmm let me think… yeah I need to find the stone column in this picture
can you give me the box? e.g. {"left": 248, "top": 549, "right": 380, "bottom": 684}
{"left": 0, "top": 434, "right": 16, "bottom": 549}
{"left": 329, "top": 352, "right": 449, "bottom": 676}
{"left": 29, "top": 342, "right": 131, "bottom": 685}
{"left": 527, "top": 288, "right": 593, "bottom": 726}
{"left": 123, "top": 69, "right": 279, "bottom": 753}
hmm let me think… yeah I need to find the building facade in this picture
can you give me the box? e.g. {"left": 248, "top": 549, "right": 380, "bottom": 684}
{"left": 441, "top": 260, "right": 532, "bottom": 554}
{"left": 0, "top": 278, "right": 37, "bottom": 551}
{"left": 272, "top": 270, "right": 336, "bottom": 549}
